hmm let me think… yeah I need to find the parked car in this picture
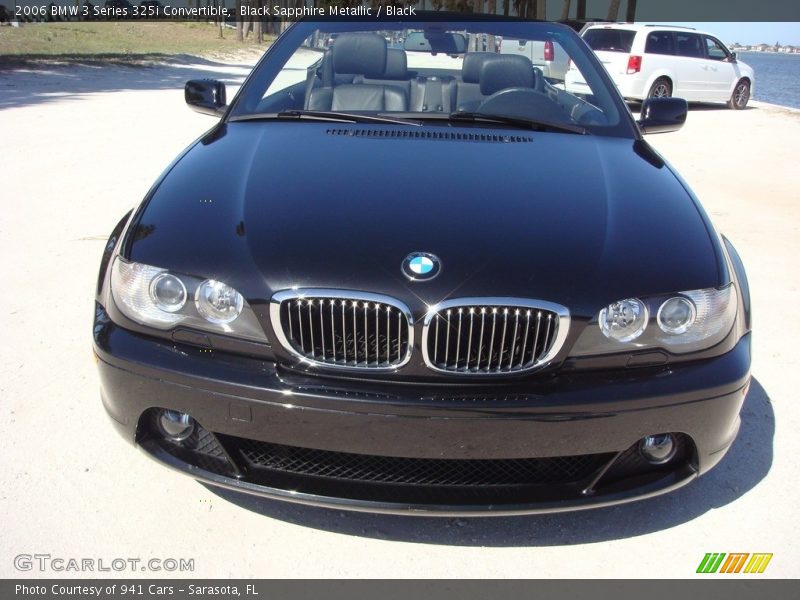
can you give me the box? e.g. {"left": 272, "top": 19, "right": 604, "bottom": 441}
{"left": 94, "top": 18, "right": 751, "bottom": 515}
{"left": 499, "top": 36, "right": 570, "bottom": 82}
{"left": 566, "top": 23, "right": 754, "bottom": 109}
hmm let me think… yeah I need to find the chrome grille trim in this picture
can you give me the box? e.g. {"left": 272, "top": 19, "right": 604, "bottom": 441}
{"left": 422, "top": 298, "right": 570, "bottom": 375}
{"left": 269, "top": 289, "right": 414, "bottom": 371}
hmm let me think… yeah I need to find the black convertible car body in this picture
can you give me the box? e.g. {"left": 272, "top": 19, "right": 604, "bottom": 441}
{"left": 94, "top": 17, "right": 751, "bottom": 515}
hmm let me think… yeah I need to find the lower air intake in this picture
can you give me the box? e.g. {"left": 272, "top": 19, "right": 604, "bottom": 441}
{"left": 222, "top": 436, "right": 612, "bottom": 487}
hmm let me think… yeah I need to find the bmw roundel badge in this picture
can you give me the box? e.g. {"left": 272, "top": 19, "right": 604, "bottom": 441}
{"left": 402, "top": 252, "right": 441, "bottom": 281}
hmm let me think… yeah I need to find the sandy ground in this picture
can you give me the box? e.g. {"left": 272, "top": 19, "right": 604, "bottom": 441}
{"left": 1, "top": 53, "right": 799, "bottom": 579}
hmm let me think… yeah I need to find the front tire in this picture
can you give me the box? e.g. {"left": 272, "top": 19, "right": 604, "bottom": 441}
{"left": 728, "top": 79, "right": 750, "bottom": 110}
{"left": 647, "top": 77, "right": 672, "bottom": 99}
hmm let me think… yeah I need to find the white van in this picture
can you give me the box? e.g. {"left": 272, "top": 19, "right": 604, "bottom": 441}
{"left": 565, "top": 24, "right": 755, "bottom": 109}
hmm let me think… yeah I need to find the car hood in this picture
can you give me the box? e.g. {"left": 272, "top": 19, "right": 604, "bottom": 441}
{"left": 129, "top": 121, "right": 721, "bottom": 317}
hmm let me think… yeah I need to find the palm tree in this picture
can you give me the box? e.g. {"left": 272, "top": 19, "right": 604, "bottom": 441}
{"left": 235, "top": 0, "right": 244, "bottom": 42}
{"left": 253, "top": 0, "right": 263, "bottom": 44}
{"left": 607, "top": 0, "right": 621, "bottom": 21}
{"left": 471, "top": 0, "right": 483, "bottom": 50}
{"left": 625, "top": 0, "right": 637, "bottom": 22}
{"left": 560, "top": 0, "right": 571, "bottom": 20}
{"left": 486, "top": 0, "right": 496, "bottom": 50}
{"left": 514, "top": 0, "right": 535, "bottom": 18}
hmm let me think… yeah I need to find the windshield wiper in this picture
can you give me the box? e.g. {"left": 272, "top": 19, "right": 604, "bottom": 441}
{"left": 230, "top": 110, "right": 420, "bottom": 126}
{"left": 447, "top": 111, "right": 587, "bottom": 135}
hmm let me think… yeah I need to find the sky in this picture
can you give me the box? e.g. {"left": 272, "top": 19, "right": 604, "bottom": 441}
{"left": 655, "top": 23, "right": 800, "bottom": 46}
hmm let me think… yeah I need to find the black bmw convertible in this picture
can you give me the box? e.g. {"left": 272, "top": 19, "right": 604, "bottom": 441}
{"left": 93, "top": 17, "right": 751, "bottom": 515}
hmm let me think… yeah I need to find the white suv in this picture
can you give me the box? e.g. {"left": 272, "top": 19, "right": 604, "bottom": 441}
{"left": 565, "top": 24, "right": 755, "bottom": 109}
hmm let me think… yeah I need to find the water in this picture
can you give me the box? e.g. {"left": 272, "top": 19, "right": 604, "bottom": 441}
{"left": 737, "top": 51, "right": 800, "bottom": 109}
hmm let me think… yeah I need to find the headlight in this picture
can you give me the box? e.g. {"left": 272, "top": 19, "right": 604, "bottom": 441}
{"left": 570, "top": 285, "right": 737, "bottom": 356}
{"left": 150, "top": 273, "right": 188, "bottom": 313}
{"left": 110, "top": 257, "right": 267, "bottom": 343}
{"left": 598, "top": 298, "right": 648, "bottom": 342}
{"left": 657, "top": 296, "right": 695, "bottom": 334}
{"left": 195, "top": 280, "right": 244, "bottom": 324}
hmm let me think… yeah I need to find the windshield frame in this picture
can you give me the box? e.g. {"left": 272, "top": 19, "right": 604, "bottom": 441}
{"left": 226, "top": 18, "right": 640, "bottom": 139}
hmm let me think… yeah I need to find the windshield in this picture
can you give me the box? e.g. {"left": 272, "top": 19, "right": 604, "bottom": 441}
{"left": 230, "top": 20, "right": 633, "bottom": 137}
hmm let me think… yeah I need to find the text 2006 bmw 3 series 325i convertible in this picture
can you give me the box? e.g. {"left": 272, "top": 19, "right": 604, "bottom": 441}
{"left": 93, "top": 17, "right": 751, "bottom": 515}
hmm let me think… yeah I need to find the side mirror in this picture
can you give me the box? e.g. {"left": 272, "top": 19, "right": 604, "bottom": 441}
{"left": 638, "top": 97, "right": 687, "bottom": 134}
{"left": 729, "top": 51, "right": 738, "bottom": 62}
{"left": 185, "top": 79, "right": 227, "bottom": 117}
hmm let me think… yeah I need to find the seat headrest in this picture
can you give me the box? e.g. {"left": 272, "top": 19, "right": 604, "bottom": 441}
{"left": 461, "top": 52, "right": 497, "bottom": 84}
{"left": 332, "top": 33, "right": 387, "bottom": 77}
{"left": 381, "top": 49, "right": 408, "bottom": 80}
{"left": 480, "top": 55, "right": 534, "bottom": 96}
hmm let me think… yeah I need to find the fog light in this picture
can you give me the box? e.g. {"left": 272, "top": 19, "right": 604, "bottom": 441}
{"left": 639, "top": 433, "right": 676, "bottom": 464}
{"left": 158, "top": 410, "right": 195, "bottom": 442}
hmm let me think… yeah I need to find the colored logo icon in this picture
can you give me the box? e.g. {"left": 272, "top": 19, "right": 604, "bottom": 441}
{"left": 402, "top": 252, "right": 441, "bottom": 281}
{"left": 696, "top": 552, "right": 773, "bottom": 574}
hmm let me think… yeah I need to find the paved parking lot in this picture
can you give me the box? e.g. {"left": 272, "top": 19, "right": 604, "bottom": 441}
{"left": 1, "top": 54, "right": 798, "bottom": 578}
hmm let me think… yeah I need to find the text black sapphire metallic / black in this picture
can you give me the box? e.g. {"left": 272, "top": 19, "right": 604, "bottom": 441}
{"left": 93, "top": 16, "right": 752, "bottom": 515}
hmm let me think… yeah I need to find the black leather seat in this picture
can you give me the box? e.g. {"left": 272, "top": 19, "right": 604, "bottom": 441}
{"left": 307, "top": 85, "right": 408, "bottom": 112}
{"left": 306, "top": 34, "right": 408, "bottom": 112}
{"left": 357, "top": 47, "right": 456, "bottom": 113}
{"left": 478, "top": 54, "right": 535, "bottom": 96}
{"left": 453, "top": 52, "right": 497, "bottom": 112}
{"left": 476, "top": 54, "right": 568, "bottom": 122}
{"left": 356, "top": 49, "right": 411, "bottom": 94}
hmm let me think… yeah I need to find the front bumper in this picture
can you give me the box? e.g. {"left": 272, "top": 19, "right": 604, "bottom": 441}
{"left": 94, "top": 306, "right": 750, "bottom": 516}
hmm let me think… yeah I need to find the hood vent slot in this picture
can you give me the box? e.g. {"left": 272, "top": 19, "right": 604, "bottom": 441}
{"left": 326, "top": 129, "right": 533, "bottom": 143}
